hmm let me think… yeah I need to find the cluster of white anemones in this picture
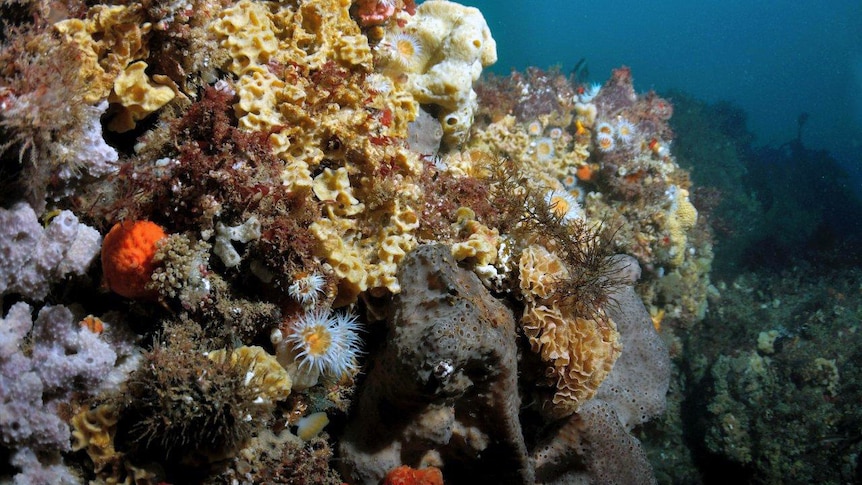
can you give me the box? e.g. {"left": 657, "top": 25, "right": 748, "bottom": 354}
{"left": 525, "top": 121, "right": 567, "bottom": 163}
{"left": 594, "top": 117, "right": 638, "bottom": 152}
{"left": 276, "top": 271, "right": 364, "bottom": 385}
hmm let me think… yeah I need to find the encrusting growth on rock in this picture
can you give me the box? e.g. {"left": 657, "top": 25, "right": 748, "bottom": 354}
{"left": 488, "top": 159, "right": 625, "bottom": 320}
{"left": 339, "top": 244, "right": 533, "bottom": 484}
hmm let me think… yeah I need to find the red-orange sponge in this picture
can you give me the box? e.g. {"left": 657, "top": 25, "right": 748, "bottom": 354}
{"left": 101, "top": 220, "right": 166, "bottom": 299}
{"left": 382, "top": 465, "right": 444, "bottom": 485}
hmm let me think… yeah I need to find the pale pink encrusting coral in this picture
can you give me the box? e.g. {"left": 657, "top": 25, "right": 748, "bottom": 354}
{"left": 0, "top": 302, "right": 138, "bottom": 483}
{"left": 0, "top": 202, "right": 102, "bottom": 301}
{"left": 1, "top": 304, "right": 117, "bottom": 449}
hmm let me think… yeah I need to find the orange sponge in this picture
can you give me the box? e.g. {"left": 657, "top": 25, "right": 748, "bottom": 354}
{"left": 382, "top": 465, "right": 443, "bottom": 485}
{"left": 101, "top": 220, "right": 166, "bottom": 299}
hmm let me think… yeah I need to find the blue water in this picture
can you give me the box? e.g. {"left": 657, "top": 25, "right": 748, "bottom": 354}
{"left": 458, "top": 1, "right": 862, "bottom": 169}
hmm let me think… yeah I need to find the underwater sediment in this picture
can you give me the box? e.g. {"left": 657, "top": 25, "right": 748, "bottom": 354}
{"left": 0, "top": 0, "right": 719, "bottom": 483}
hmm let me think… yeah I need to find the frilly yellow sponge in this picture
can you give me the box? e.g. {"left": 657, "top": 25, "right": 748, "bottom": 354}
{"left": 450, "top": 207, "right": 500, "bottom": 266}
{"left": 313, "top": 167, "right": 365, "bottom": 218}
{"left": 675, "top": 192, "right": 698, "bottom": 228}
{"left": 667, "top": 188, "right": 698, "bottom": 267}
{"left": 54, "top": 4, "right": 177, "bottom": 131}
{"left": 208, "top": 345, "right": 293, "bottom": 403}
{"left": 211, "top": 1, "right": 285, "bottom": 136}
{"left": 209, "top": 2, "right": 280, "bottom": 75}
{"left": 234, "top": 65, "right": 286, "bottom": 133}
{"left": 211, "top": 0, "right": 373, "bottom": 163}
{"left": 521, "top": 303, "right": 622, "bottom": 419}
{"left": 370, "top": 232, "right": 417, "bottom": 294}
{"left": 273, "top": 0, "right": 372, "bottom": 70}
{"left": 379, "top": 0, "right": 497, "bottom": 146}
{"left": 309, "top": 218, "right": 370, "bottom": 303}
{"left": 208, "top": 0, "right": 429, "bottom": 305}
{"left": 71, "top": 404, "right": 161, "bottom": 483}
{"left": 107, "top": 61, "right": 176, "bottom": 132}
{"left": 54, "top": 4, "right": 150, "bottom": 104}
{"left": 309, "top": 208, "right": 419, "bottom": 304}
{"left": 71, "top": 404, "right": 119, "bottom": 473}
{"left": 518, "top": 244, "right": 570, "bottom": 301}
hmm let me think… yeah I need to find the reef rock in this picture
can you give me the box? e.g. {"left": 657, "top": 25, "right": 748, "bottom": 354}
{"left": 340, "top": 248, "right": 670, "bottom": 484}
{"left": 339, "top": 244, "right": 532, "bottom": 484}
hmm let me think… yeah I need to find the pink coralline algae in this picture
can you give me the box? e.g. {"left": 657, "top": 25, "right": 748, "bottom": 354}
{"left": 355, "top": 0, "right": 397, "bottom": 26}
{"left": 591, "top": 66, "right": 639, "bottom": 122}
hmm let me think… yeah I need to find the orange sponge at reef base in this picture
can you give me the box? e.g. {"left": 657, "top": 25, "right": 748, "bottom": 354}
{"left": 382, "top": 465, "right": 444, "bottom": 485}
{"left": 101, "top": 220, "right": 167, "bottom": 299}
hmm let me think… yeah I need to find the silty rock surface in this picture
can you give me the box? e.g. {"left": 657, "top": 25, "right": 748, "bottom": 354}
{"left": 339, "top": 243, "right": 532, "bottom": 484}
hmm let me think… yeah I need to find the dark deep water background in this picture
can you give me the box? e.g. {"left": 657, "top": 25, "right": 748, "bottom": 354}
{"left": 456, "top": 0, "right": 862, "bottom": 191}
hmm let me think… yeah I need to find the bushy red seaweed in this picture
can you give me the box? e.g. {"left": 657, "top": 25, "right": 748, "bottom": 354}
{"left": 104, "top": 86, "right": 289, "bottom": 231}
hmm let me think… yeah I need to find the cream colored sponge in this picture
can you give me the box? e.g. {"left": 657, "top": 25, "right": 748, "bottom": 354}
{"left": 385, "top": 0, "right": 497, "bottom": 146}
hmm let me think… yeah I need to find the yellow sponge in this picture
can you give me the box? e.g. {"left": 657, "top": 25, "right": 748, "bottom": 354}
{"left": 107, "top": 61, "right": 175, "bottom": 132}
